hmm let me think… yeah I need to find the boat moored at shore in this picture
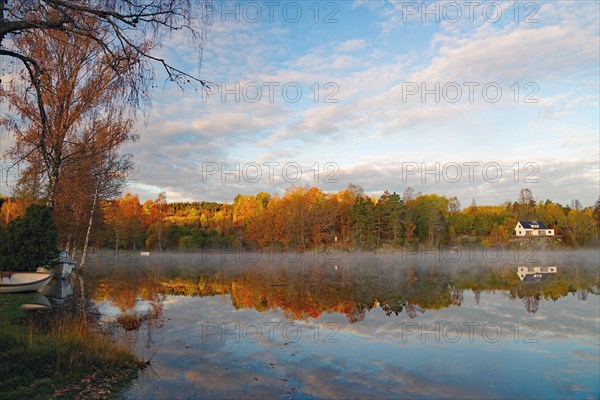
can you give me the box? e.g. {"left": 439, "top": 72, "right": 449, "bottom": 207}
{"left": 0, "top": 272, "right": 54, "bottom": 294}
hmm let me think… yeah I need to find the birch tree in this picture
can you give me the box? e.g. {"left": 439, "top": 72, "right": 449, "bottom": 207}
{"left": 0, "top": 0, "right": 211, "bottom": 148}
{"left": 1, "top": 13, "right": 138, "bottom": 265}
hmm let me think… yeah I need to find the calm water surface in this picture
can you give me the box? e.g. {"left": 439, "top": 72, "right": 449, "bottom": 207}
{"left": 80, "top": 250, "right": 599, "bottom": 399}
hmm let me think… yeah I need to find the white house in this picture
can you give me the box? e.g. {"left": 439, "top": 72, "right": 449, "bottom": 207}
{"left": 517, "top": 266, "right": 558, "bottom": 281}
{"left": 514, "top": 221, "right": 554, "bottom": 237}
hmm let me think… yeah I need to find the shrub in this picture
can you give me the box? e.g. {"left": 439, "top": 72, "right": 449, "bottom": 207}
{"left": 0, "top": 204, "right": 60, "bottom": 271}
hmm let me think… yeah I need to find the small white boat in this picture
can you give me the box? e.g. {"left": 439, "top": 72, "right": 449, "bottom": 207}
{"left": 0, "top": 272, "right": 54, "bottom": 293}
{"left": 38, "top": 250, "right": 75, "bottom": 279}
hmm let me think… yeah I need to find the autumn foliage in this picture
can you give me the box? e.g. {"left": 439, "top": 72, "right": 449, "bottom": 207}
{"left": 87, "top": 186, "right": 600, "bottom": 252}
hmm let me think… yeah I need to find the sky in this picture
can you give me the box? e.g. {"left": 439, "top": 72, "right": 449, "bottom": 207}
{"left": 2, "top": 0, "right": 599, "bottom": 207}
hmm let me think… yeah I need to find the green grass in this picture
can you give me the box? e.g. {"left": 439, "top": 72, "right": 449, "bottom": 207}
{"left": 0, "top": 294, "right": 142, "bottom": 400}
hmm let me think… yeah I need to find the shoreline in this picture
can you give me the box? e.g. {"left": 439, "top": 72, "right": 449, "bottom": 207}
{"left": 0, "top": 293, "right": 143, "bottom": 400}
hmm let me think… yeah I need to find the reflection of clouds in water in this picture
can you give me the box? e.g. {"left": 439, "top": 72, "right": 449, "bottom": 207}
{"left": 96, "top": 251, "right": 599, "bottom": 399}
{"left": 571, "top": 349, "right": 600, "bottom": 362}
{"left": 96, "top": 299, "right": 155, "bottom": 325}
{"left": 130, "top": 336, "right": 487, "bottom": 399}
{"left": 321, "top": 290, "right": 599, "bottom": 350}
{"left": 280, "top": 353, "right": 485, "bottom": 399}
{"left": 122, "top": 289, "right": 599, "bottom": 399}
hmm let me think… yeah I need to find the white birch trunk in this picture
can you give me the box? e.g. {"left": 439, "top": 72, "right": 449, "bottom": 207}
{"left": 80, "top": 183, "right": 99, "bottom": 268}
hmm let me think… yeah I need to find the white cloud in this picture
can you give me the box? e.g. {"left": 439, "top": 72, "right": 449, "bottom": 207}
{"left": 5, "top": 0, "right": 593, "bottom": 205}
{"left": 335, "top": 38, "right": 367, "bottom": 52}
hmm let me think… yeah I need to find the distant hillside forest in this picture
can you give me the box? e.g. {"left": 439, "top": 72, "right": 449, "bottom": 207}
{"left": 1, "top": 186, "right": 599, "bottom": 255}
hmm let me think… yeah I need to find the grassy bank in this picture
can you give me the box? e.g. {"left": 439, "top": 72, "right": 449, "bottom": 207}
{"left": 0, "top": 293, "right": 142, "bottom": 400}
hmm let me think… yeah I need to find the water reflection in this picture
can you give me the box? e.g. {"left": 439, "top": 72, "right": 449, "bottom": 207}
{"left": 88, "top": 260, "right": 596, "bottom": 318}
{"left": 13, "top": 277, "right": 75, "bottom": 311}
{"left": 19, "top": 292, "right": 52, "bottom": 311}
{"left": 40, "top": 277, "right": 74, "bottom": 303}
{"left": 517, "top": 265, "right": 558, "bottom": 281}
{"left": 82, "top": 251, "right": 599, "bottom": 399}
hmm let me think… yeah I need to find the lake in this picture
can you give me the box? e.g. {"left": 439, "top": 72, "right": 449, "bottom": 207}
{"left": 77, "top": 248, "right": 599, "bottom": 399}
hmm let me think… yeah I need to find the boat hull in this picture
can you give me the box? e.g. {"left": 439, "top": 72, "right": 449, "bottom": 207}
{"left": 37, "top": 250, "right": 75, "bottom": 279}
{"left": 38, "top": 262, "right": 74, "bottom": 280}
{"left": 0, "top": 272, "right": 54, "bottom": 294}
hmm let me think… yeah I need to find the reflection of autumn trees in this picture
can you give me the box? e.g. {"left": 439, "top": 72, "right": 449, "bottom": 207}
{"left": 91, "top": 269, "right": 164, "bottom": 315}
{"left": 92, "top": 269, "right": 165, "bottom": 333}
{"left": 89, "top": 263, "right": 599, "bottom": 321}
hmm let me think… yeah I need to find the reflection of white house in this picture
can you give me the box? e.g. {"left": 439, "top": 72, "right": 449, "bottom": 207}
{"left": 514, "top": 221, "right": 554, "bottom": 236}
{"left": 517, "top": 266, "right": 558, "bottom": 281}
